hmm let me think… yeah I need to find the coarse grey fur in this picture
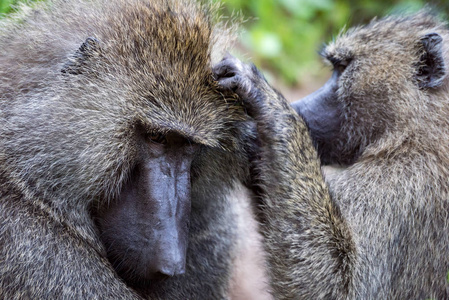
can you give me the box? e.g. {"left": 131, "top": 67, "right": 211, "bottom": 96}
{"left": 214, "top": 10, "right": 449, "bottom": 299}
{"left": 0, "top": 0, "right": 267, "bottom": 298}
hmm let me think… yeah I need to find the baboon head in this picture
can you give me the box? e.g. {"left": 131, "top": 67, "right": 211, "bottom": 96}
{"left": 292, "top": 11, "right": 448, "bottom": 165}
{"left": 0, "top": 0, "right": 241, "bottom": 285}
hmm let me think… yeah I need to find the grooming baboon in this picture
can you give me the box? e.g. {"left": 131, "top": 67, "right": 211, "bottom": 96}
{"left": 0, "top": 0, "right": 273, "bottom": 298}
{"left": 214, "top": 11, "right": 449, "bottom": 299}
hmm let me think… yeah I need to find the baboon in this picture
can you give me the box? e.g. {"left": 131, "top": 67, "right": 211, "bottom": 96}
{"left": 214, "top": 10, "right": 449, "bottom": 299}
{"left": 0, "top": 0, "right": 272, "bottom": 298}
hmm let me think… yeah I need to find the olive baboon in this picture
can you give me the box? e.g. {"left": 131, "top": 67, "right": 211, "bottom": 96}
{"left": 214, "top": 11, "right": 449, "bottom": 299}
{"left": 0, "top": 0, "right": 271, "bottom": 298}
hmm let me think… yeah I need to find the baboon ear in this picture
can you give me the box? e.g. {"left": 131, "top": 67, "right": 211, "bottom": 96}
{"left": 416, "top": 33, "right": 446, "bottom": 89}
{"left": 61, "top": 37, "right": 100, "bottom": 75}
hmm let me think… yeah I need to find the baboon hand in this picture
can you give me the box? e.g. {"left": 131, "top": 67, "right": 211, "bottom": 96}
{"left": 213, "top": 55, "right": 268, "bottom": 118}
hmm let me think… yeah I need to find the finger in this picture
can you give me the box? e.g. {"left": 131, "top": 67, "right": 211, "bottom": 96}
{"left": 217, "top": 76, "right": 241, "bottom": 92}
{"left": 213, "top": 61, "right": 235, "bottom": 79}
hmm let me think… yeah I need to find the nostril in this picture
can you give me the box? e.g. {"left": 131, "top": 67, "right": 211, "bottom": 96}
{"left": 146, "top": 263, "right": 186, "bottom": 280}
{"left": 148, "top": 268, "right": 185, "bottom": 281}
{"left": 173, "top": 266, "right": 186, "bottom": 276}
{"left": 150, "top": 272, "right": 172, "bottom": 281}
{"left": 158, "top": 264, "right": 186, "bottom": 277}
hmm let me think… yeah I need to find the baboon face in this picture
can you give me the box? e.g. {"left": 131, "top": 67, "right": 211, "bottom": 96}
{"left": 80, "top": 24, "right": 240, "bottom": 282}
{"left": 95, "top": 130, "right": 197, "bottom": 281}
{"left": 292, "top": 14, "right": 447, "bottom": 165}
{"left": 75, "top": 29, "right": 240, "bottom": 282}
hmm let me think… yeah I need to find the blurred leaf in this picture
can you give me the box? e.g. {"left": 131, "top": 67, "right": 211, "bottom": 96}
{"left": 0, "top": 0, "right": 15, "bottom": 14}
{"left": 250, "top": 30, "right": 282, "bottom": 57}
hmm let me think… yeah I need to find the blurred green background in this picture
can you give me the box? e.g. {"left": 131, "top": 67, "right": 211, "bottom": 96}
{"left": 217, "top": 1, "right": 448, "bottom": 84}
{"left": 217, "top": 0, "right": 449, "bottom": 98}
{"left": 1, "top": 0, "right": 448, "bottom": 98}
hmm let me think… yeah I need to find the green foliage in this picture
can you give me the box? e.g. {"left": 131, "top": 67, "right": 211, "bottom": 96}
{"left": 0, "top": 0, "right": 16, "bottom": 14}
{"left": 219, "top": 0, "right": 447, "bottom": 86}
{"left": 0, "top": 0, "right": 44, "bottom": 15}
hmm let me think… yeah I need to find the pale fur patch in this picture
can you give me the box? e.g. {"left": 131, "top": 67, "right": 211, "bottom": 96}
{"left": 226, "top": 183, "right": 273, "bottom": 300}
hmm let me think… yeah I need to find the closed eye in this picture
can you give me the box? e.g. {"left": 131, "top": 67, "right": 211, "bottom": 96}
{"left": 323, "top": 53, "right": 352, "bottom": 74}
{"left": 334, "top": 59, "right": 350, "bottom": 73}
{"left": 147, "top": 132, "right": 167, "bottom": 144}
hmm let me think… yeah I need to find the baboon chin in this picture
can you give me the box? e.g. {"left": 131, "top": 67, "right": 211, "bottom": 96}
{"left": 215, "top": 9, "right": 449, "bottom": 299}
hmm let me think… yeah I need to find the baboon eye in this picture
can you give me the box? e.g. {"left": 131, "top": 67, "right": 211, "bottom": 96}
{"left": 334, "top": 60, "right": 350, "bottom": 73}
{"left": 148, "top": 132, "right": 167, "bottom": 144}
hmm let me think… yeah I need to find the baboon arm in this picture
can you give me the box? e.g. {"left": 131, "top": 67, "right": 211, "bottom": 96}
{"left": 253, "top": 83, "right": 355, "bottom": 299}
{"left": 214, "top": 57, "right": 355, "bottom": 299}
{"left": 0, "top": 198, "right": 142, "bottom": 299}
